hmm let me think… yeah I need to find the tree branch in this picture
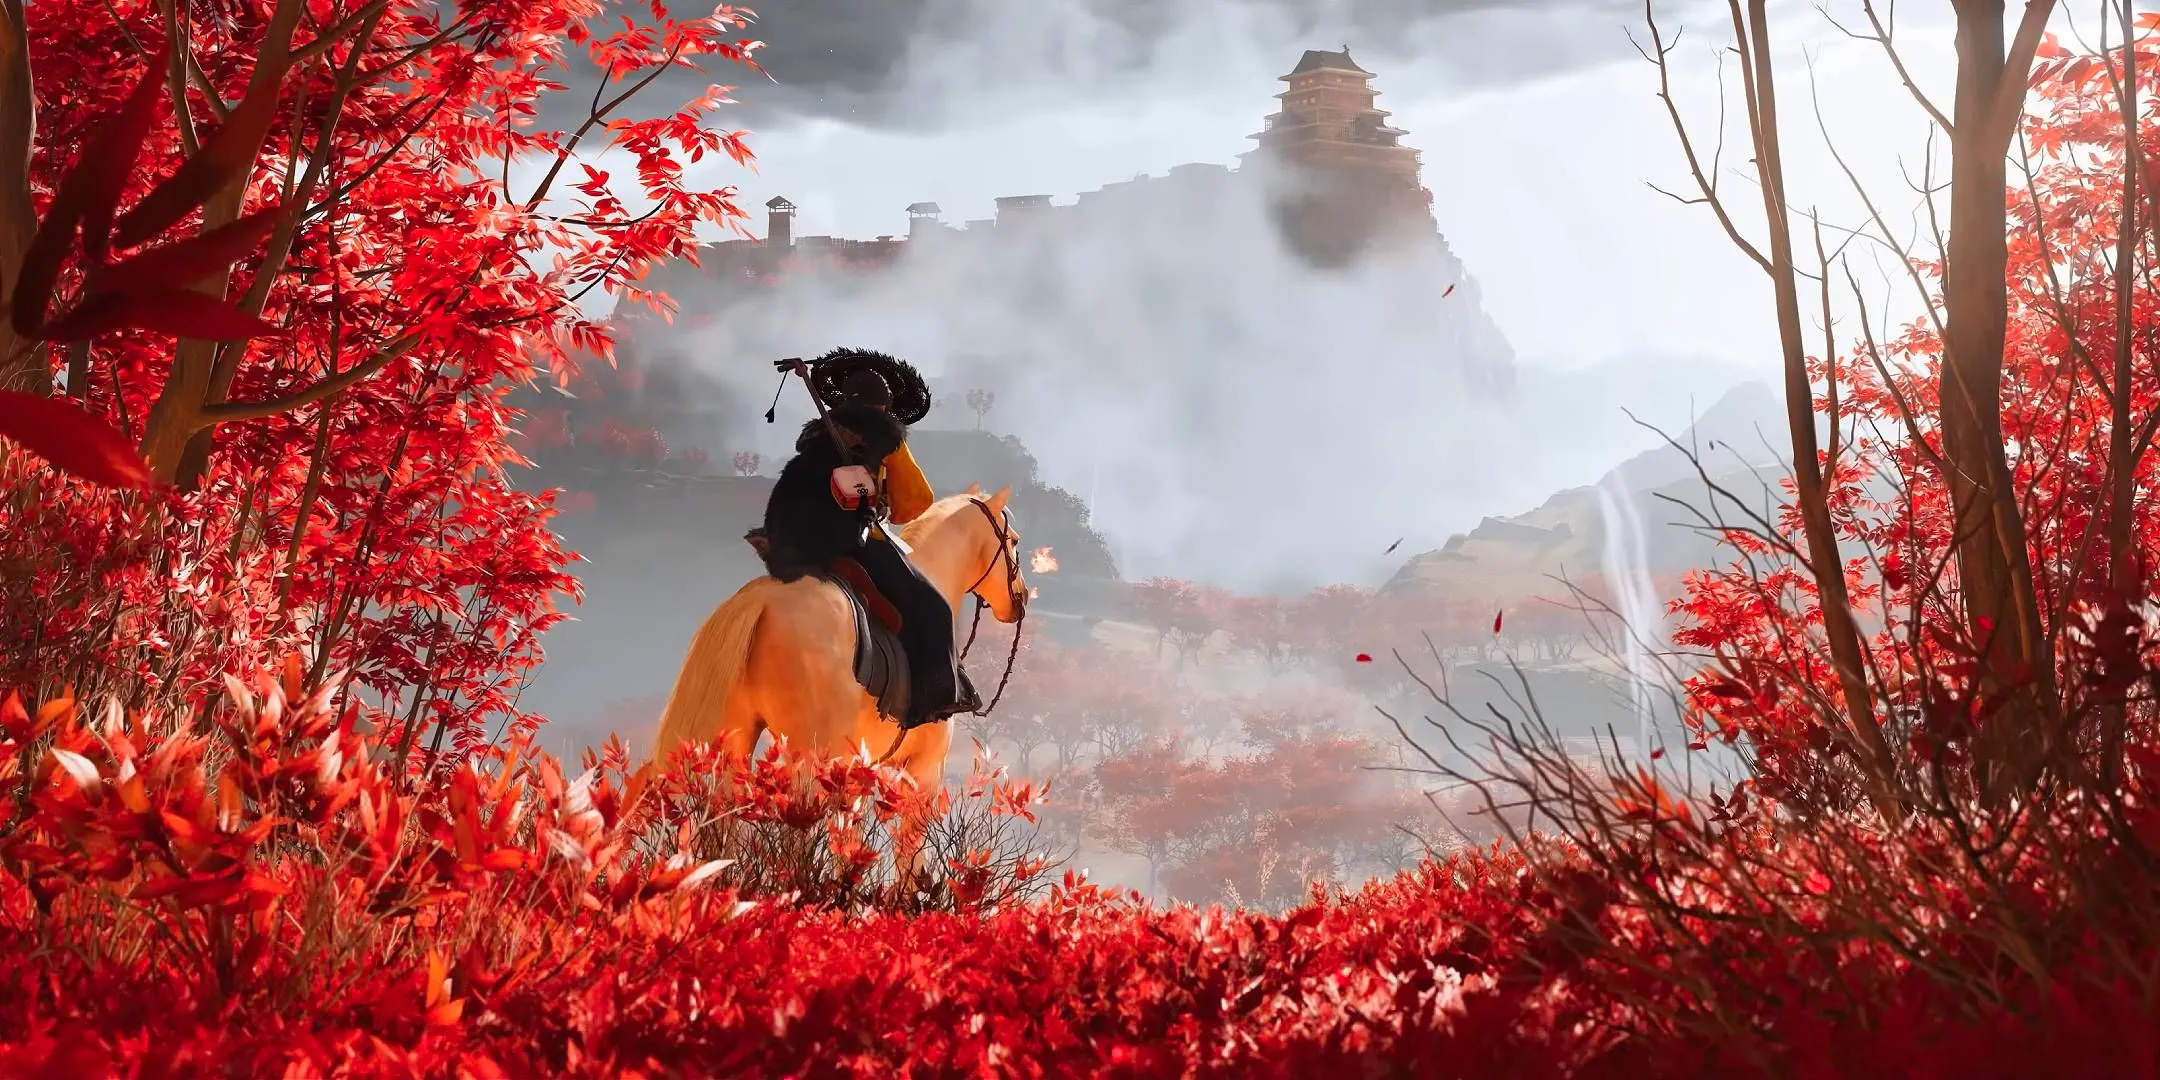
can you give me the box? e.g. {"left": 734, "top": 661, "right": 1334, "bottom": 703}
{"left": 1984, "top": 0, "right": 2061, "bottom": 153}
{"left": 1634, "top": 1, "right": 1773, "bottom": 273}
{"left": 200, "top": 331, "right": 422, "bottom": 423}
{"left": 154, "top": 0, "right": 200, "bottom": 156}
{"left": 1824, "top": 0, "right": 1955, "bottom": 133}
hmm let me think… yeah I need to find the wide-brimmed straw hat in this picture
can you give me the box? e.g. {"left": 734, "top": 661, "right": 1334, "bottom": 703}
{"left": 807, "top": 348, "right": 931, "bottom": 425}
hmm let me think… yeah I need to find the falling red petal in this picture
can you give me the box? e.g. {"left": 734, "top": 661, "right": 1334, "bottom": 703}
{"left": 1442, "top": 283, "right": 1457, "bottom": 298}
{"left": 0, "top": 389, "right": 153, "bottom": 489}
{"left": 1492, "top": 611, "right": 1504, "bottom": 634}
{"left": 1354, "top": 653, "right": 1372, "bottom": 663}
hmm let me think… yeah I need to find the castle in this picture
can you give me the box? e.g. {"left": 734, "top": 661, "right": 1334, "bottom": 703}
{"left": 666, "top": 48, "right": 1445, "bottom": 289}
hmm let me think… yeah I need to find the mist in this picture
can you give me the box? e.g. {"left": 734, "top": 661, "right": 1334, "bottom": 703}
{"left": 508, "top": 0, "right": 2005, "bottom": 902}
{"left": 548, "top": 0, "right": 1998, "bottom": 589}
{"left": 649, "top": 178, "right": 1557, "bottom": 591}
{"left": 609, "top": 0, "right": 1785, "bottom": 590}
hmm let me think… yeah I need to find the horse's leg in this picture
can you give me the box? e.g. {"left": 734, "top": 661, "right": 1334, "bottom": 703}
{"left": 718, "top": 709, "right": 764, "bottom": 762}
{"left": 876, "top": 723, "right": 953, "bottom": 901}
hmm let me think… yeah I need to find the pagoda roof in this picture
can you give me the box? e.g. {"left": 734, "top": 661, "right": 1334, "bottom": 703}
{"left": 1274, "top": 88, "right": 1384, "bottom": 101}
{"left": 905, "top": 201, "right": 942, "bottom": 214}
{"left": 1249, "top": 117, "right": 1327, "bottom": 140}
{"left": 1283, "top": 48, "right": 1373, "bottom": 78}
{"left": 765, "top": 195, "right": 796, "bottom": 211}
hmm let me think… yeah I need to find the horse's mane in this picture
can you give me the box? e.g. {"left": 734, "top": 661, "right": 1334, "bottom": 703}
{"left": 898, "top": 493, "right": 992, "bottom": 544}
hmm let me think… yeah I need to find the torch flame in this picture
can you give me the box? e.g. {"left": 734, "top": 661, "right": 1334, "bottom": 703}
{"left": 1029, "top": 546, "right": 1059, "bottom": 574}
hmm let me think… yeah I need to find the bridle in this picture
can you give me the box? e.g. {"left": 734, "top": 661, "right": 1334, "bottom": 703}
{"left": 955, "top": 497, "right": 1027, "bottom": 716}
{"left": 870, "top": 496, "right": 1028, "bottom": 767}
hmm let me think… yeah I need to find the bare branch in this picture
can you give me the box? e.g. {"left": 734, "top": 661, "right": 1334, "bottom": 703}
{"left": 1822, "top": 0, "right": 1955, "bottom": 132}
{"left": 1637, "top": 1, "right": 1773, "bottom": 272}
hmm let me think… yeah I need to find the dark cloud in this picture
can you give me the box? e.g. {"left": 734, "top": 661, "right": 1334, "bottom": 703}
{"left": 550, "top": 0, "right": 1661, "bottom": 131}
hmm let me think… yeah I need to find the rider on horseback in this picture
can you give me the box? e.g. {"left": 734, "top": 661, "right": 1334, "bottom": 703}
{"left": 751, "top": 348, "right": 978, "bottom": 731}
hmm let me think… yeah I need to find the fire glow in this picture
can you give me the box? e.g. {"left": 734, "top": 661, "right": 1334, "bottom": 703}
{"left": 1029, "top": 546, "right": 1059, "bottom": 574}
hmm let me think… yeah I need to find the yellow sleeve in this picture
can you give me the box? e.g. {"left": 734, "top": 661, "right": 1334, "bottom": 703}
{"left": 882, "top": 443, "right": 935, "bottom": 525}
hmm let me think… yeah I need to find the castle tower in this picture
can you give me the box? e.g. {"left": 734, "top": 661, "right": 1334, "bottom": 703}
{"left": 906, "top": 201, "right": 943, "bottom": 240}
{"left": 765, "top": 196, "right": 796, "bottom": 248}
{"left": 1241, "top": 48, "right": 1437, "bottom": 265}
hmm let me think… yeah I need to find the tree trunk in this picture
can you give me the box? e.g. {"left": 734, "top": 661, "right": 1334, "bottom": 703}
{"left": 1734, "top": 0, "right": 1898, "bottom": 810}
{"left": 2107, "top": 13, "right": 2140, "bottom": 590}
{"left": 1942, "top": 0, "right": 2058, "bottom": 799}
{"left": 0, "top": 0, "right": 40, "bottom": 395}
{"left": 134, "top": 0, "right": 305, "bottom": 486}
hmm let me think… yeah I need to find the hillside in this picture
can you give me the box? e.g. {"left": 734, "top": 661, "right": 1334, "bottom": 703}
{"left": 1381, "top": 380, "right": 1787, "bottom": 602}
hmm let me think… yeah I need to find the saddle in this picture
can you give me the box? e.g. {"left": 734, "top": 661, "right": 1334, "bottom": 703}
{"left": 745, "top": 529, "right": 911, "bottom": 723}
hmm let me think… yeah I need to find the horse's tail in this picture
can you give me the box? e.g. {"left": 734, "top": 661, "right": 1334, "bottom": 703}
{"left": 653, "top": 579, "right": 781, "bottom": 764}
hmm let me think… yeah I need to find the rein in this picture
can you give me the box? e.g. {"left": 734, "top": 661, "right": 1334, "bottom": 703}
{"left": 870, "top": 497, "right": 1027, "bottom": 767}
{"left": 956, "top": 498, "right": 1027, "bottom": 715}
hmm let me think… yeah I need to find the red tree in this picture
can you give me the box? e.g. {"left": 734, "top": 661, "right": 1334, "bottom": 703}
{"left": 1091, "top": 732, "right": 1417, "bottom": 908}
{"left": 1123, "top": 577, "right": 1225, "bottom": 664}
{"left": 0, "top": 0, "right": 757, "bottom": 764}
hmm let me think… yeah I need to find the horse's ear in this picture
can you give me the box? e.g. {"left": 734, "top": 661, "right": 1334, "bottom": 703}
{"left": 987, "top": 485, "right": 1012, "bottom": 513}
{"left": 966, "top": 483, "right": 983, "bottom": 496}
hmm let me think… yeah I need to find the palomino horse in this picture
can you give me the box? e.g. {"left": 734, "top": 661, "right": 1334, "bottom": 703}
{"left": 651, "top": 486, "right": 1028, "bottom": 876}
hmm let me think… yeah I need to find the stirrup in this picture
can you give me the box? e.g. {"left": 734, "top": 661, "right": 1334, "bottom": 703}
{"left": 952, "top": 670, "right": 983, "bottom": 715}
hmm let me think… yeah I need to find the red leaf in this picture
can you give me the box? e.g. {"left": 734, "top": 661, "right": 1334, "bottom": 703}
{"left": 86, "top": 207, "right": 282, "bottom": 295}
{"left": 480, "top": 848, "right": 527, "bottom": 872}
{"left": 1701, "top": 679, "right": 1751, "bottom": 700}
{"left": 1492, "top": 610, "right": 1504, "bottom": 634}
{"left": 0, "top": 389, "right": 152, "bottom": 489}
{"left": 1803, "top": 869, "right": 1832, "bottom": 897}
{"left": 129, "top": 873, "right": 190, "bottom": 902}
{"left": 79, "top": 43, "right": 172, "bottom": 260}
{"left": 1650, "top": 747, "right": 1666, "bottom": 760}
{"left": 1354, "top": 653, "right": 1372, "bottom": 663}
{"left": 40, "top": 288, "right": 283, "bottom": 343}
{"left": 11, "top": 194, "right": 85, "bottom": 339}
{"left": 113, "top": 58, "right": 291, "bottom": 250}
{"left": 9, "top": 41, "right": 169, "bottom": 333}
{"left": 1881, "top": 553, "right": 1909, "bottom": 592}
{"left": 1441, "top": 283, "right": 1457, "bottom": 298}
{"left": 427, "top": 999, "right": 466, "bottom": 1027}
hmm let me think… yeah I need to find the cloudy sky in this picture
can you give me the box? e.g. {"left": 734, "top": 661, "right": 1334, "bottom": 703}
{"left": 539, "top": 0, "right": 2143, "bottom": 588}
{"left": 628, "top": 0, "right": 1994, "bottom": 369}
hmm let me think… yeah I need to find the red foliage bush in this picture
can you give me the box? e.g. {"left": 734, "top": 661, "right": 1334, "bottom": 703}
{"left": 8, "top": 672, "right": 2160, "bottom": 1076}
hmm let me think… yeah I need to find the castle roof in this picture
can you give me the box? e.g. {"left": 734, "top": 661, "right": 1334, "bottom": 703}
{"left": 1284, "top": 48, "right": 1372, "bottom": 78}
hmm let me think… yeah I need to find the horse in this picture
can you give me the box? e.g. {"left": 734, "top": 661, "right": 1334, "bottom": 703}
{"left": 651, "top": 485, "right": 1029, "bottom": 882}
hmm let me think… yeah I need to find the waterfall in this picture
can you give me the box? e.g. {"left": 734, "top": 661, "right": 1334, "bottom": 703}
{"left": 1595, "top": 475, "right": 1665, "bottom": 759}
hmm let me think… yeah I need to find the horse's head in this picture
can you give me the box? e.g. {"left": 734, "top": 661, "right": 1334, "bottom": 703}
{"left": 959, "top": 483, "right": 1027, "bottom": 624}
